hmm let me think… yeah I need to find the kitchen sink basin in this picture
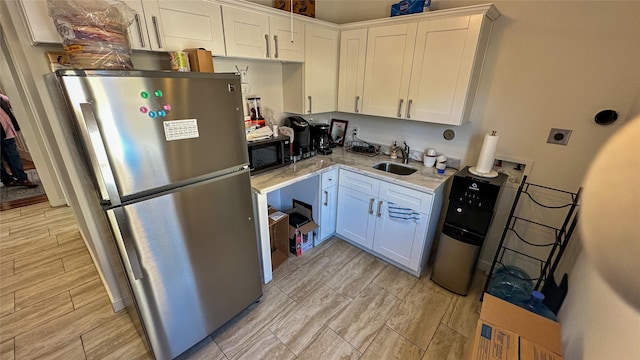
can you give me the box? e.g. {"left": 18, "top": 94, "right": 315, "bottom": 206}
{"left": 372, "top": 162, "right": 417, "bottom": 176}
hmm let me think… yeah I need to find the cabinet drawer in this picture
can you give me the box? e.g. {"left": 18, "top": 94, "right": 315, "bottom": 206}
{"left": 321, "top": 168, "right": 339, "bottom": 189}
{"left": 339, "top": 169, "right": 380, "bottom": 197}
{"left": 379, "top": 181, "right": 433, "bottom": 215}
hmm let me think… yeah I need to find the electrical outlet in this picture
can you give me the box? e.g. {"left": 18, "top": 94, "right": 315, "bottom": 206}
{"left": 547, "top": 128, "right": 572, "bottom": 145}
{"left": 352, "top": 127, "right": 359, "bottom": 138}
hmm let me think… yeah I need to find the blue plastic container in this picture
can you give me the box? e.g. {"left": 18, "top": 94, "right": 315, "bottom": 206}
{"left": 390, "top": 0, "right": 425, "bottom": 17}
{"left": 488, "top": 265, "right": 533, "bottom": 305}
{"left": 520, "top": 291, "right": 558, "bottom": 321}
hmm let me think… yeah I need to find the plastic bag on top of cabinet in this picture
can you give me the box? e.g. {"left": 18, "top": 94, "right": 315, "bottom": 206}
{"left": 47, "top": 0, "right": 135, "bottom": 70}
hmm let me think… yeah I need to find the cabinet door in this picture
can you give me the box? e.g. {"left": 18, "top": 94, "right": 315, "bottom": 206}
{"left": 222, "top": 5, "right": 271, "bottom": 59}
{"left": 337, "top": 28, "right": 368, "bottom": 113}
{"left": 18, "top": 0, "right": 60, "bottom": 44}
{"left": 373, "top": 181, "right": 432, "bottom": 270}
{"left": 336, "top": 187, "right": 377, "bottom": 249}
{"left": 407, "top": 15, "right": 482, "bottom": 125}
{"left": 304, "top": 25, "right": 339, "bottom": 114}
{"left": 372, "top": 201, "right": 428, "bottom": 270}
{"left": 269, "top": 14, "right": 304, "bottom": 62}
{"left": 362, "top": 22, "right": 417, "bottom": 118}
{"left": 319, "top": 185, "right": 338, "bottom": 243}
{"left": 125, "top": 0, "right": 151, "bottom": 50}
{"left": 145, "top": 0, "right": 225, "bottom": 54}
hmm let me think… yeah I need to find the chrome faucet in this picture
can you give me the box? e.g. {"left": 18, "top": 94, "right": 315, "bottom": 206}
{"left": 403, "top": 141, "right": 410, "bottom": 164}
{"left": 392, "top": 141, "right": 410, "bottom": 164}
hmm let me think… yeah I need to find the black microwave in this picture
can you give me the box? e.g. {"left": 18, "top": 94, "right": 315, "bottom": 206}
{"left": 247, "top": 135, "right": 291, "bottom": 175}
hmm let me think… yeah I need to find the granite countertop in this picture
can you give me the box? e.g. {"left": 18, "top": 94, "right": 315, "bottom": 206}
{"left": 250, "top": 148, "right": 457, "bottom": 194}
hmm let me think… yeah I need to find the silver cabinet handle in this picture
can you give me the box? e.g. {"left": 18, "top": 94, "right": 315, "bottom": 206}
{"left": 111, "top": 208, "right": 144, "bottom": 280}
{"left": 151, "top": 16, "right": 162, "bottom": 48}
{"left": 377, "top": 200, "right": 383, "bottom": 217}
{"left": 274, "top": 35, "right": 279, "bottom": 58}
{"left": 308, "top": 96, "right": 312, "bottom": 114}
{"left": 134, "top": 14, "right": 145, "bottom": 48}
{"left": 355, "top": 96, "right": 360, "bottom": 113}
{"left": 265, "top": 34, "right": 270, "bottom": 58}
{"left": 79, "top": 103, "right": 120, "bottom": 206}
{"left": 406, "top": 99, "right": 413, "bottom": 118}
{"left": 324, "top": 190, "right": 329, "bottom": 206}
{"left": 368, "top": 198, "right": 375, "bottom": 215}
{"left": 397, "top": 99, "right": 404, "bottom": 117}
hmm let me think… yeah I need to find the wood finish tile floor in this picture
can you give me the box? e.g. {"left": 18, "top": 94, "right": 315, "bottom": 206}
{"left": 0, "top": 202, "right": 485, "bottom": 360}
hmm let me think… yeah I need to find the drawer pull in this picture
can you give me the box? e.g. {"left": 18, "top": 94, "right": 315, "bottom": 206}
{"left": 368, "top": 198, "right": 375, "bottom": 215}
{"left": 134, "top": 14, "right": 145, "bottom": 48}
{"left": 397, "top": 99, "right": 404, "bottom": 117}
{"left": 377, "top": 200, "right": 383, "bottom": 217}
{"left": 324, "top": 190, "right": 329, "bottom": 206}
{"left": 152, "top": 16, "right": 162, "bottom": 48}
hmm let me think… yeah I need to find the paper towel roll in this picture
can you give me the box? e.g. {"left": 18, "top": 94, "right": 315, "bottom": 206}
{"left": 475, "top": 132, "right": 499, "bottom": 174}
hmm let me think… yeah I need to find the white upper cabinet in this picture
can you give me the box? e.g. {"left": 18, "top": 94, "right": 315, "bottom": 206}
{"left": 361, "top": 23, "right": 417, "bottom": 119}
{"left": 222, "top": 5, "right": 303, "bottom": 61}
{"left": 406, "top": 15, "right": 485, "bottom": 125}
{"left": 337, "top": 28, "right": 367, "bottom": 114}
{"left": 304, "top": 24, "right": 339, "bottom": 114}
{"left": 283, "top": 24, "right": 339, "bottom": 114}
{"left": 342, "top": 5, "right": 498, "bottom": 125}
{"left": 18, "top": 0, "right": 61, "bottom": 44}
{"left": 18, "top": 0, "right": 225, "bottom": 55}
{"left": 141, "top": 0, "right": 226, "bottom": 54}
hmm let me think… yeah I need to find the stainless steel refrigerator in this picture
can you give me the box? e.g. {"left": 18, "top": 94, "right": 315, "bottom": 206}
{"left": 45, "top": 70, "right": 262, "bottom": 359}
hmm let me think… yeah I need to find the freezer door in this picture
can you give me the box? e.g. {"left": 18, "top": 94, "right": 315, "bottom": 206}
{"left": 107, "top": 170, "right": 262, "bottom": 359}
{"left": 58, "top": 72, "right": 248, "bottom": 199}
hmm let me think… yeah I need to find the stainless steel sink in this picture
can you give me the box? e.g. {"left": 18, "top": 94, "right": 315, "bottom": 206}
{"left": 372, "top": 162, "right": 417, "bottom": 175}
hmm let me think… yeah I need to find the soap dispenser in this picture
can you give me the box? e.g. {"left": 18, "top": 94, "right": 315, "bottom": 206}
{"left": 390, "top": 141, "right": 398, "bottom": 159}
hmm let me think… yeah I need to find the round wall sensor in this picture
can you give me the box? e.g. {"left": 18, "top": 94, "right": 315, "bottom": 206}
{"left": 594, "top": 109, "right": 618, "bottom": 125}
{"left": 443, "top": 129, "right": 455, "bottom": 140}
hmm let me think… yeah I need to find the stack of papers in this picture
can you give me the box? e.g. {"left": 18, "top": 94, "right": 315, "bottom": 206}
{"left": 269, "top": 211, "right": 286, "bottom": 221}
{"left": 246, "top": 126, "right": 273, "bottom": 141}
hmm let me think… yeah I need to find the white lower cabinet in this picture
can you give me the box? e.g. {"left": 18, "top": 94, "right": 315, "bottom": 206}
{"left": 336, "top": 169, "right": 435, "bottom": 274}
{"left": 336, "top": 187, "right": 377, "bottom": 249}
{"left": 318, "top": 169, "right": 339, "bottom": 244}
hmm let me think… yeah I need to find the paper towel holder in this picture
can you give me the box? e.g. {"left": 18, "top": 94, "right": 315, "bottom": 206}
{"left": 469, "top": 130, "right": 500, "bottom": 178}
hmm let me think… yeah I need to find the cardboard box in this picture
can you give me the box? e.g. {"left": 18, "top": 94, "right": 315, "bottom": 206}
{"left": 468, "top": 293, "right": 563, "bottom": 360}
{"left": 183, "top": 48, "right": 214, "bottom": 72}
{"left": 286, "top": 200, "right": 318, "bottom": 256}
{"left": 273, "top": 0, "right": 315, "bottom": 18}
{"left": 268, "top": 207, "right": 290, "bottom": 270}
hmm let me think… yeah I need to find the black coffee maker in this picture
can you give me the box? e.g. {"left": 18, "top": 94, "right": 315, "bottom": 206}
{"left": 285, "top": 116, "right": 315, "bottom": 160}
{"left": 311, "top": 123, "right": 332, "bottom": 155}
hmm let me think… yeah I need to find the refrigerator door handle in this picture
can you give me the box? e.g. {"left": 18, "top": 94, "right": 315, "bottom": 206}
{"left": 80, "top": 103, "right": 121, "bottom": 206}
{"left": 110, "top": 207, "right": 145, "bottom": 280}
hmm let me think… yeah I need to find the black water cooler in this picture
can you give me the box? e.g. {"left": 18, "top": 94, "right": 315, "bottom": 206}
{"left": 431, "top": 166, "right": 507, "bottom": 295}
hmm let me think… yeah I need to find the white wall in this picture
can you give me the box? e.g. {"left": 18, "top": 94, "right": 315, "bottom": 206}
{"left": 559, "top": 253, "right": 640, "bottom": 359}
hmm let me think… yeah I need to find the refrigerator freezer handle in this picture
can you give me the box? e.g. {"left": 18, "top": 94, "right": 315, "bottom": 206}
{"left": 80, "top": 103, "right": 121, "bottom": 206}
{"left": 111, "top": 207, "right": 145, "bottom": 280}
